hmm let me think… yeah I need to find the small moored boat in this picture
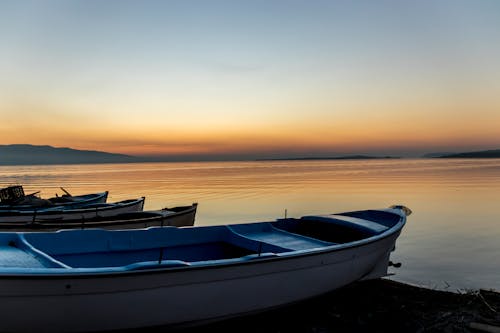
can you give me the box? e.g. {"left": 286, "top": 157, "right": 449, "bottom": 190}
{"left": 0, "top": 205, "right": 410, "bottom": 333}
{"left": 0, "top": 185, "right": 109, "bottom": 210}
{"left": 0, "top": 202, "right": 197, "bottom": 231}
{"left": 0, "top": 197, "right": 145, "bottom": 224}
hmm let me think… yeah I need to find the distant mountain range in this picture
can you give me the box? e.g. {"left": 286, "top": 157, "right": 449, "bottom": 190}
{"left": 435, "top": 149, "right": 500, "bottom": 159}
{"left": 1, "top": 145, "right": 500, "bottom": 165}
{"left": 257, "top": 155, "right": 398, "bottom": 161}
{"left": 421, "top": 152, "right": 456, "bottom": 158}
{"left": 0, "top": 144, "right": 138, "bottom": 165}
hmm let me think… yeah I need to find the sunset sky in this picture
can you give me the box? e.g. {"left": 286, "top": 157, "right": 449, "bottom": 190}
{"left": 1, "top": 0, "right": 499, "bottom": 160}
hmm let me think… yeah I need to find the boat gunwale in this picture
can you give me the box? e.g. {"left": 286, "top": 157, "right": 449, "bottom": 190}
{"left": 0, "top": 208, "right": 406, "bottom": 279}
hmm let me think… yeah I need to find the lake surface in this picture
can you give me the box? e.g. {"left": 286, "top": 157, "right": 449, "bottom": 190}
{"left": 1, "top": 158, "right": 499, "bottom": 291}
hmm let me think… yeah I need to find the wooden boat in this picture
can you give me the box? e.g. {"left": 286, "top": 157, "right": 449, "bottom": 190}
{"left": 0, "top": 185, "right": 109, "bottom": 210}
{"left": 0, "top": 205, "right": 410, "bottom": 333}
{"left": 0, "top": 202, "right": 197, "bottom": 231}
{"left": 0, "top": 197, "right": 145, "bottom": 223}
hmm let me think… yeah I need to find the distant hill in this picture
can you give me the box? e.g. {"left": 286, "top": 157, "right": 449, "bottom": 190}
{"left": 437, "top": 149, "right": 500, "bottom": 159}
{"left": 0, "top": 144, "right": 138, "bottom": 165}
{"left": 257, "top": 155, "right": 399, "bottom": 161}
{"left": 422, "top": 152, "right": 456, "bottom": 158}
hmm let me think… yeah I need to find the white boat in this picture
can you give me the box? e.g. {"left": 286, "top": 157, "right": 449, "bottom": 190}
{"left": 0, "top": 202, "right": 197, "bottom": 231}
{"left": 0, "top": 205, "right": 411, "bottom": 333}
{"left": 0, "top": 197, "right": 145, "bottom": 223}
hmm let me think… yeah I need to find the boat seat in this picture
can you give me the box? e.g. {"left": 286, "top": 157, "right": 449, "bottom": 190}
{"left": 0, "top": 245, "right": 48, "bottom": 268}
{"left": 229, "top": 224, "right": 333, "bottom": 251}
{"left": 5, "top": 236, "right": 71, "bottom": 268}
{"left": 301, "top": 215, "right": 389, "bottom": 235}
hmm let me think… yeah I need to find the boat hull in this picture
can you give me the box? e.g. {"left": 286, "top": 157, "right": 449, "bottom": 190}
{"left": 0, "top": 230, "right": 399, "bottom": 333}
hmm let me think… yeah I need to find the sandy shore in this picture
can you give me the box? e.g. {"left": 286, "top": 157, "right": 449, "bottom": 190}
{"left": 167, "top": 278, "right": 500, "bottom": 333}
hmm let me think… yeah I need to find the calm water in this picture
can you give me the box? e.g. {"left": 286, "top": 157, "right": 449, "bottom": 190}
{"left": 1, "top": 159, "right": 499, "bottom": 291}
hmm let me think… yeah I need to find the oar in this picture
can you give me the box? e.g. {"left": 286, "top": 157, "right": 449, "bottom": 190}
{"left": 60, "top": 187, "right": 72, "bottom": 197}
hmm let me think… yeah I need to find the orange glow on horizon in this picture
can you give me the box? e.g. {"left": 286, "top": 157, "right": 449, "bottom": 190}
{"left": 2, "top": 80, "right": 500, "bottom": 158}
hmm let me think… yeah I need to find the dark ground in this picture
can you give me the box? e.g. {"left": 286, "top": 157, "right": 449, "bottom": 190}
{"left": 170, "top": 278, "right": 500, "bottom": 333}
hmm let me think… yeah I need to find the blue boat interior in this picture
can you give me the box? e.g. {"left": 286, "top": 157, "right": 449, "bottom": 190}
{"left": 0, "top": 209, "right": 403, "bottom": 273}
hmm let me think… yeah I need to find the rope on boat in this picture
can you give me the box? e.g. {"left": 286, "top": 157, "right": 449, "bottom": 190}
{"left": 390, "top": 205, "right": 412, "bottom": 216}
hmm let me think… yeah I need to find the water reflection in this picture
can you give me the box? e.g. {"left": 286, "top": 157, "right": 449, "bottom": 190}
{"left": 1, "top": 158, "right": 499, "bottom": 290}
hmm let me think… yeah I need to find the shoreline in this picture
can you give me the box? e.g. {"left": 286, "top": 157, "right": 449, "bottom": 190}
{"left": 167, "top": 278, "right": 500, "bottom": 333}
